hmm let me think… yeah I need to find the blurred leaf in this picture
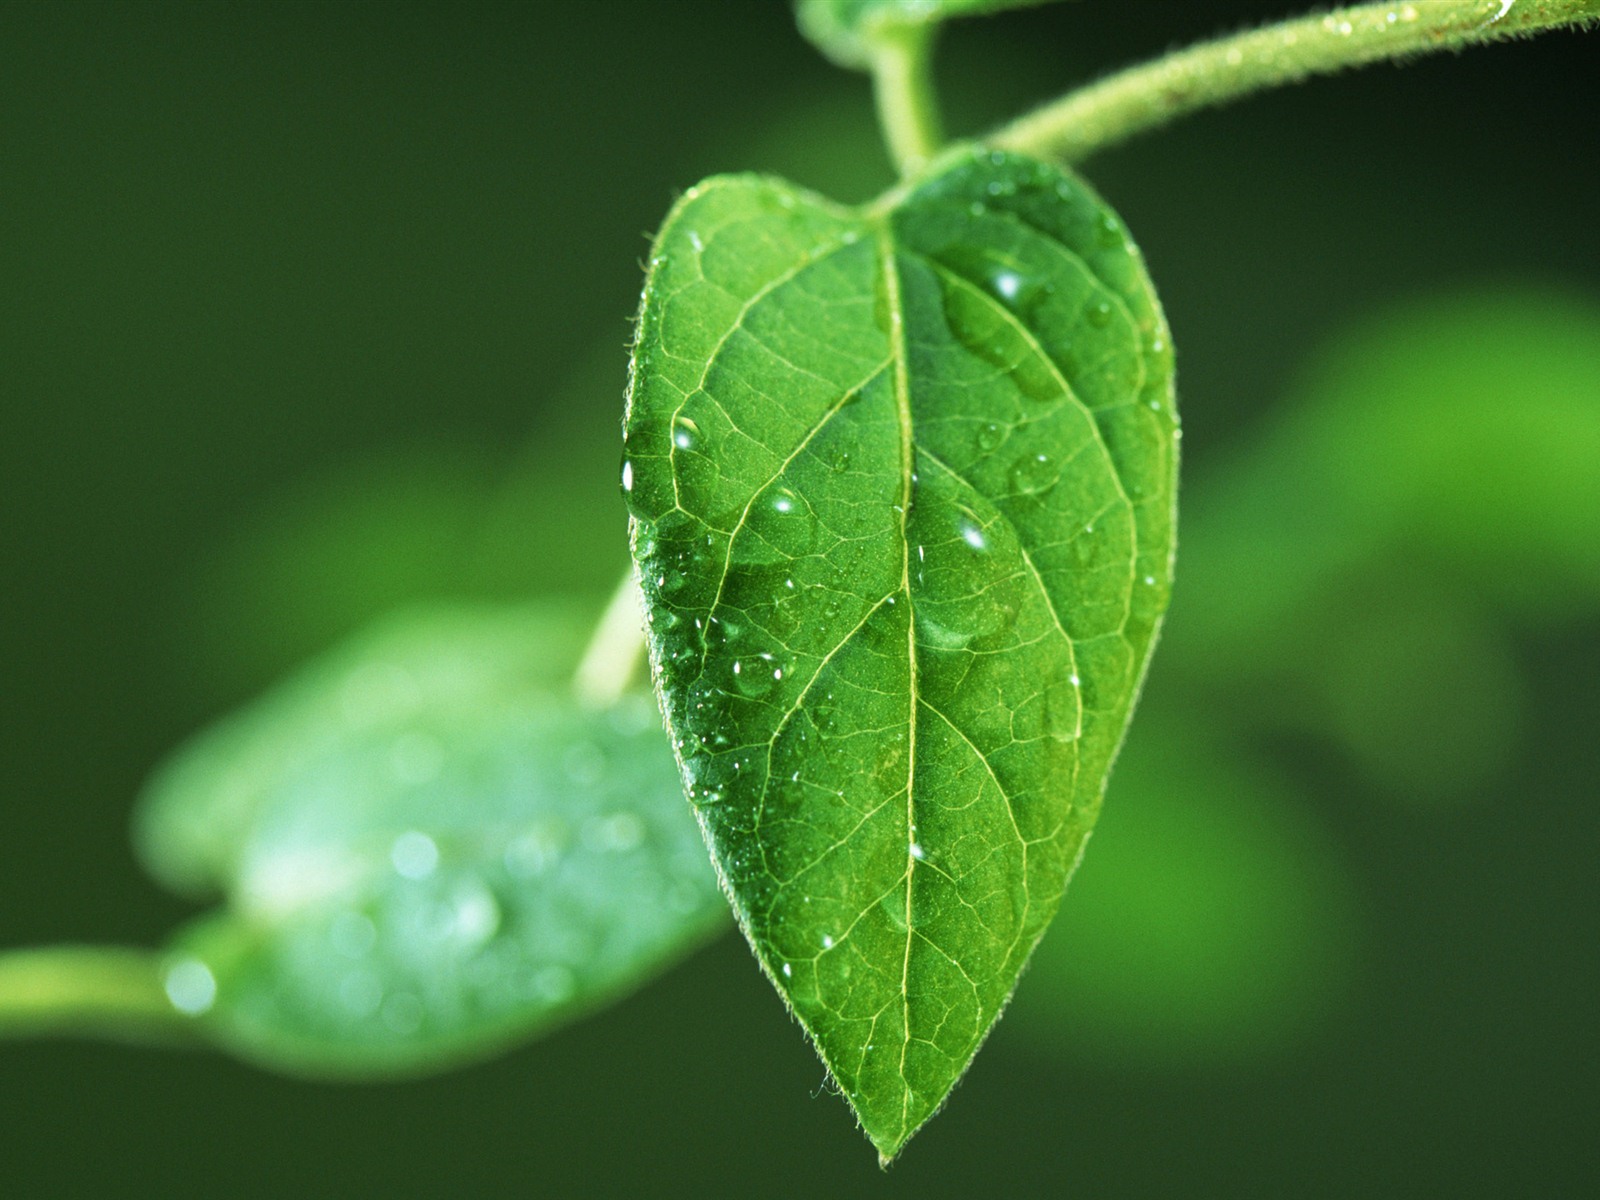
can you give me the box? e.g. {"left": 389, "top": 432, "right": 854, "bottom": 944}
{"left": 1301, "top": 577, "right": 1527, "bottom": 801}
{"left": 623, "top": 148, "right": 1175, "bottom": 1158}
{"left": 1007, "top": 716, "right": 1356, "bottom": 1065}
{"left": 1308, "top": 291, "right": 1600, "bottom": 618}
{"left": 182, "top": 352, "right": 634, "bottom": 704}
{"left": 137, "top": 602, "right": 727, "bottom": 1077}
{"left": 1162, "top": 290, "right": 1600, "bottom": 798}
{"left": 797, "top": 0, "right": 1053, "bottom": 68}
{"left": 1176, "top": 290, "right": 1600, "bottom": 673}
{"left": 183, "top": 447, "right": 496, "bottom": 701}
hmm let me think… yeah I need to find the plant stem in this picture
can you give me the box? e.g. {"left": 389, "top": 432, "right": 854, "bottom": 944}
{"left": 0, "top": 945, "right": 197, "bottom": 1046}
{"left": 992, "top": 0, "right": 1600, "bottom": 165}
{"left": 574, "top": 569, "right": 649, "bottom": 708}
{"left": 872, "top": 25, "right": 945, "bottom": 177}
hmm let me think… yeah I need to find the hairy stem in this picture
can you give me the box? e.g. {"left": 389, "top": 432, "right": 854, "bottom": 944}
{"left": 872, "top": 25, "right": 945, "bottom": 177}
{"left": 993, "top": 0, "right": 1600, "bottom": 164}
{"left": 574, "top": 570, "right": 649, "bottom": 708}
{"left": 0, "top": 945, "right": 197, "bottom": 1046}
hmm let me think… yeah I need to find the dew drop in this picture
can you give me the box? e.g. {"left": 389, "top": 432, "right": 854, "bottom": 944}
{"left": 732, "top": 659, "right": 774, "bottom": 704}
{"left": 975, "top": 421, "right": 1004, "bottom": 453}
{"left": 391, "top": 831, "right": 440, "bottom": 880}
{"left": 584, "top": 812, "right": 646, "bottom": 853}
{"left": 1009, "top": 452, "right": 1057, "bottom": 497}
{"left": 1071, "top": 527, "right": 1102, "bottom": 568}
{"left": 671, "top": 414, "right": 700, "bottom": 452}
{"left": 879, "top": 890, "right": 909, "bottom": 932}
{"left": 1042, "top": 675, "right": 1082, "bottom": 743}
{"left": 505, "top": 822, "right": 563, "bottom": 877}
{"left": 164, "top": 958, "right": 217, "bottom": 1016}
{"left": 448, "top": 881, "right": 501, "bottom": 947}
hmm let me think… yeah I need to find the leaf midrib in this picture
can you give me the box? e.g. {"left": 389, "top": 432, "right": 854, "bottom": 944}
{"left": 872, "top": 215, "right": 923, "bottom": 1149}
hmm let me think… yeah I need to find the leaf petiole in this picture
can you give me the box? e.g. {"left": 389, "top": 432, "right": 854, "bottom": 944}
{"left": 991, "top": 0, "right": 1600, "bottom": 165}
{"left": 870, "top": 24, "right": 946, "bottom": 178}
{"left": 0, "top": 945, "right": 197, "bottom": 1047}
{"left": 573, "top": 570, "right": 649, "bottom": 708}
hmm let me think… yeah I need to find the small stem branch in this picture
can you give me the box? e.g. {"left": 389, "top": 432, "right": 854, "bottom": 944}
{"left": 574, "top": 569, "right": 648, "bottom": 709}
{"left": 872, "top": 25, "right": 945, "bottom": 177}
{"left": 992, "top": 0, "right": 1600, "bottom": 165}
{"left": 0, "top": 945, "right": 195, "bottom": 1047}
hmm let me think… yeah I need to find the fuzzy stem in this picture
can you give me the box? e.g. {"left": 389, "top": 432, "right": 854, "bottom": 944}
{"left": 992, "top": 0, "right": 1600, "bottom": 165}
{"left": 0, "top": 946, "right": 196, "bottom": 1046}
{"left": 574, "top": 570, "right": 649, "bottom": 708}
{"left": 872, "top": 24, "right": 946, "bottom": 177}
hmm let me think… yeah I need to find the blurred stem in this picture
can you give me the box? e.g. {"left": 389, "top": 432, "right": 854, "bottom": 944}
{"left": 575, "top": 569, "right": 648, "bottom": 708}
{"left": 872, "top": 25, "right": 944, "bottom": 177}
{"left": 0, "top": 946, "right": 194, "bottom": 1046}
{"left": 992, "top": 0, "right": 1600, "bottom": 165}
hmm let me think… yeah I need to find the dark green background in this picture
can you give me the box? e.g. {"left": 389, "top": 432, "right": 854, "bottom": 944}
{"left": 2, "top": 1, "right": 1596, "bottom": 1195}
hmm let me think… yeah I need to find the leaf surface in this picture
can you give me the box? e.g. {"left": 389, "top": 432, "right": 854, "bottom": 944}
{"left": 136, "top": 603, "right": 726, "bottom": 1076}
{"left": 623, "top": 147, "right": 1176, "bottom": 1157}
{"left": 797, "top": 0, "right": 1055, "bottom": 68}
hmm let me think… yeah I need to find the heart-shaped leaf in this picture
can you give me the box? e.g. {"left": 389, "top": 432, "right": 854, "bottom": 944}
{"left": 797, "top": 0, "right": 1056, "bottom": 68}
{"left": 622, "top": 147, "right": 1176, "bottom": 1158}
{"left": 136, "top": 602, "right": 727, "bottom": 1076}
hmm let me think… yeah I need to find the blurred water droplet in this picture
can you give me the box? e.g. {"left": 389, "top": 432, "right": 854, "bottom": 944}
{"left": 505, "top": 821, "right": 565, "bottom": 877}
{"left": 391, "top": 831, "right": 440, "bottom": 880}
{"left": 449, "top": 880, "right": 501, "bottom": 948}
{"left": 583, "top": 813, "right": 645, "bottom": 853}
{"left": 164, "top": 958, "right": 217, "bottom": 1016}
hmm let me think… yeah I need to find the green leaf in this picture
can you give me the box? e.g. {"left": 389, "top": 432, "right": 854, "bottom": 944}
{"left": 622, "top": 146, "right": 1176, "bottom": 1158}
{"left": 797, "top": 0, "right": 1055, "bottom": 69}
{"left": 136, "top": 602, "right": 727, "bottom": 1077}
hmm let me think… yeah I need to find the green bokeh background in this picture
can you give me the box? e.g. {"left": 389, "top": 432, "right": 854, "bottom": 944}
{"left": 2, "top": 1, "right": 1596, "bottom": 1195}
